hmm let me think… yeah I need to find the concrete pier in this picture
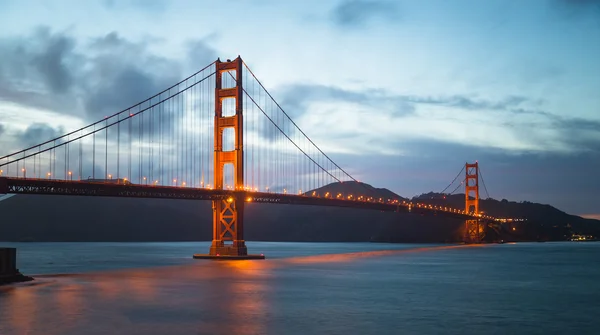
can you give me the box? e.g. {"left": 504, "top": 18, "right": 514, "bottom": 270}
{"left": 0, "top": 247, "right": 33, "bottom": 285}
{"left": 193, "top": 254, "right": 266, "bottom": 260}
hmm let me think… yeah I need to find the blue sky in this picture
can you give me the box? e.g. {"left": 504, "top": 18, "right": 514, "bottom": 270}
{"left": 0, "top": 0, "right": 599, "bottom": 216}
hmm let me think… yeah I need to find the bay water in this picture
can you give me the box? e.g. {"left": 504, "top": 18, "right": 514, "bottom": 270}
{"left": 0, "top": 241, "right": 598, "bottom": 334}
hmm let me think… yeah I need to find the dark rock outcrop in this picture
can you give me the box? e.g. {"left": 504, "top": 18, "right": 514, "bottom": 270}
{"left": 0, "top": 248, "right": 34, "bottom": 285}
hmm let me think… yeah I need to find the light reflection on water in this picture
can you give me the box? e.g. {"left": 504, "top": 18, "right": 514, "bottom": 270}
{"left": 283, "top": 243, "right": 485, "bottom": 264}
{"left": 0, "top": 242, "right": 599, "bottom": 334}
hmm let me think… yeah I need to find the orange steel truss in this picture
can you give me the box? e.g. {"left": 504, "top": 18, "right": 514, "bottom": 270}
{"left": 464, "top": 219, "right": 485, "bottom": 243}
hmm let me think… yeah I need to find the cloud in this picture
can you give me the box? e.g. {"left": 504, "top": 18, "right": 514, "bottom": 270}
{"left": 331, "top": 0, "right": 399, "bottom": 27}
{"left": 16, "top": 123, "right": 65, "bottom": 147}
{"left": 266, "top": 83, "right": 414, "bottom": 151}
{"left": 85, "top": 68, "right": 169, "bottom": 116}
{"left": 0, "top": 27, "right": 81, "bottom": 113}
{"left": 80, "top": 33, "right": 216, "bottom": 125}
{"left": 274, "top": 83, "right": 600, "bottom": 154}
{"left": 277, "top": 83, "right": 414, "bottom": 118}
{"left": 0, "top": 123, "right": 4, "bottom": 136}
{"left": 551, "top": 0, "right": 600, "bottom": 17}
{"left": 187, "top": 39, "right": 219, "bottom": 70}
{"left": 102, "top": 0, "right": 168, "bottom": 12}
{"left": 31, "top": 29, "right": 76, "bottom": 94}
{"left": 413, "top": 96, "right": 600, "bottom": 152}
{"left": 0, "top": 28, "right": 218, "bottom": 122}
{"left": 81, "top": 32, "right": 182, "bottom": 120}
{"left": 329, "top": 137, "right": 600, "bottom": 214}
{"left": 553, "top": 117, "right": 600, "bottom": 153}
{"left": 406, "top": 95, "right": 530, "bottom": 112}
{"left": 556, "top": 0, "right": 600, "bottom": 6}
{"left": 0, "top": 27, "right": 221, "bottom": 169}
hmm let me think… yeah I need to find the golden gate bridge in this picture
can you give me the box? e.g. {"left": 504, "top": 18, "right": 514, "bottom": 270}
{"left": 0, "top": 57, "right": 521, "bottom": 259}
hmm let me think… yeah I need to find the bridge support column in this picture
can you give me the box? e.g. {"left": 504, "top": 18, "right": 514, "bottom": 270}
{"left": 463, "top": 162, "right": 484, "bottom": 243}
{"left": 194, "top": 56, "right": 264, "bottom": 260}
{"left": 465, "top": 162, "right": 479, "bottom": 214}
{"left": 209, "top": 193, "right": 247, "bottom": 256}
{"left": 464, "top": 219, "right": 485, "bottom": 243}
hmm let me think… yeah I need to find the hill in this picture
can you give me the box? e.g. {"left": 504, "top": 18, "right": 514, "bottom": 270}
{"left": 412, "top": 192, "right": 600, "bottom": 241}
{"left": 308, "top": 181, "right": 408, "bottom": 201}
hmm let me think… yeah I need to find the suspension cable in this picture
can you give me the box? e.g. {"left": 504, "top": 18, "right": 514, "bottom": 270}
{"left": 441, "top": 165, "right": 465, "bottom": 194}
{"left": 242, "top": 61, "right": 358, "bottom": 183}
{"left": 449, "top": 178, "right": 466, "bottom": 195}
{"left": 0, "top": 72, "right": 216, "bottom": 168}
{"left": 226, "top": 69, "right": 380, "bottom": 199}
{"left": 0, "top": 61, "right": 217, "bottom": 161}
{"left": 479, "top": 167, "right": 491, "bottom": 199}
{"left": 242, "top": 90, "right": 342, "bottom": 183}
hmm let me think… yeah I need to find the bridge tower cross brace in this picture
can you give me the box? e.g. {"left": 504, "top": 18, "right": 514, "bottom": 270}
{"left": 209, "top": 57, "right": 247, "bottom": 256}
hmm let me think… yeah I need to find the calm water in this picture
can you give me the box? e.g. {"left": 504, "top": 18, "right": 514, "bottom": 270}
{"left": 0, "top": 241, "right": 599, "bottom": 334}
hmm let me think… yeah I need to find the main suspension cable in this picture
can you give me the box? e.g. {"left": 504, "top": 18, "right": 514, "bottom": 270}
{"left": 441, "top": 165, "right": 465, "bottom": 194}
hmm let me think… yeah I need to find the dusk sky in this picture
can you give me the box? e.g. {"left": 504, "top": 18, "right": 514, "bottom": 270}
{"left": 0, "top": 0, "right": 598, "bottom": 217}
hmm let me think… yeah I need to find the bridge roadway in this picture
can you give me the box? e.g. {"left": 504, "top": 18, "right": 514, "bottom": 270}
{"left": 0, "top": 177, "right": 496, "bottom": 222}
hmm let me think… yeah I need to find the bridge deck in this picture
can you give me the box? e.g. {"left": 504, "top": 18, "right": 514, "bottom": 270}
{"left": 0, "top": 177, "right": 498, "bottom": 222}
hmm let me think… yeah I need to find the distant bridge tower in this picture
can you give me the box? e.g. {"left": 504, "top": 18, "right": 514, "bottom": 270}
{"left": 464, "top": 162, "right": 484, "bottom": 243}
{"left": 465, "top": 162, "right": 479, "bottom": 214}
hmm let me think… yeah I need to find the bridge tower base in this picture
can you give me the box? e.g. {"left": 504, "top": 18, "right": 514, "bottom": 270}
{"left": 193, "top": 56, "right": 264, "bottom": 260}
{"left": 464, "top": 219, "right": 485, "bottom": 243}
{"left": 193, "top": 193, "right": 264, "bottom": 260}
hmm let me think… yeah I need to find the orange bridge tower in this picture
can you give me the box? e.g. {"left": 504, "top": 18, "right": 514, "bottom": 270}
{"left": 194, "top": 57, "right": 264, "bottom": 260}
{"left": 464, "top": 162, "right": 484, "bottom": 243}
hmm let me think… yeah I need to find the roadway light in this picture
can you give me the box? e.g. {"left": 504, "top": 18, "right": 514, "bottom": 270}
{"left": 108, "top": 174, "right": 112, "bottom": 179}
{"left": 21, "top": 168, "right": 26, "bottom": 178}
{"left": 47, "top": 172, "right": 51, "bottom": 179}
{"left": 68, "top": 171, "right": 72, "bottom": 181}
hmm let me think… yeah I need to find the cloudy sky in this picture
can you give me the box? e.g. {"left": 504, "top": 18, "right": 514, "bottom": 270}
{"left": 0, "top": 0, "right": 599, "bottom": 217}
